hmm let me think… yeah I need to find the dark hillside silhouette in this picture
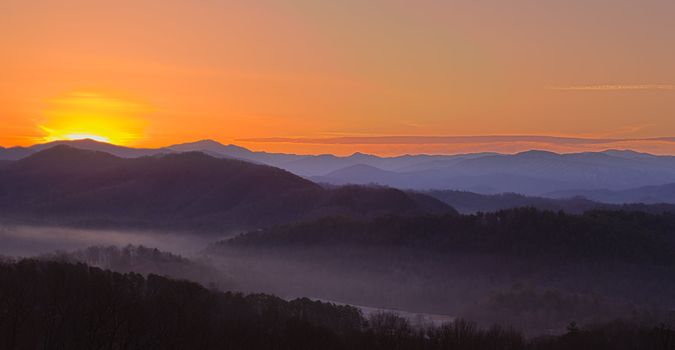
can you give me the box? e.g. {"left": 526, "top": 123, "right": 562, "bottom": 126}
{"left": 0, "top": 146, "right": 451, "bottom": 231}
{"left": 0, "top": 259, "right": 671, "bottom": 349}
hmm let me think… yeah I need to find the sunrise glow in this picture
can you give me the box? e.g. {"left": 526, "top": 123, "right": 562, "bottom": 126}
{"left": 41, "top": 128, "right": 110, "bottom": 144}
{"left": 37, "top": 92, "right": 148, "bottom": 146}
{"left": 1, "top": 1, "right": 674, "bottom": 154}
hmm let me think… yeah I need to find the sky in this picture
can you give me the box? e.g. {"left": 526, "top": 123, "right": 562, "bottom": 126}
{"left": 1, "top": 0, "right": 675, "bottom": 155}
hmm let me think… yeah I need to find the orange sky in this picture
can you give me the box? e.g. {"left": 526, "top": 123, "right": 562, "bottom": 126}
{"left": 1, "top": 0, "right": 675, "bottom": 155}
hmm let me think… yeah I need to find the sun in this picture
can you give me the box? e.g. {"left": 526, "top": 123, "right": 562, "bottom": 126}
{"left": 41, "top": 129, "right": 111, "bottom": 143}
{"left": 39, "top": 91, "right": 149, "bottom": 146}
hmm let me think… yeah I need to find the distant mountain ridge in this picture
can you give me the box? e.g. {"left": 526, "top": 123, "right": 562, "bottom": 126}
{"left": 427, "top": 190, "right": 675, "bottom": 214}
{"left": 547, "top": 183, "right": 675, "bottom": 204}
{"left": 0, "top": 145, "right": 451, "bottom": 231}
{"left": 3, "top": 139, "right": 675, "bottom": 196}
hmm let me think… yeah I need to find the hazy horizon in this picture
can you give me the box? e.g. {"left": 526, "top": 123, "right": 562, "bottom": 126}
{"left": 5, "top": 136, "right": 675, "bottom": 157}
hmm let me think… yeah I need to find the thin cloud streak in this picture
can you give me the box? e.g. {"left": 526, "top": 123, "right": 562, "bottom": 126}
{"left": 238, "top": 135, "right": 675, "bottom": 146}
{"left": 547, "top": 84, "right": 674, "bottom": 91}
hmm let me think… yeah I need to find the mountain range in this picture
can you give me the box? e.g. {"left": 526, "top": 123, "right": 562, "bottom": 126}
{"left": 3, "top": 139, "right": 675, "bottom": 199}
{"left": 0, "top": 145, "right": 450, "bottom": 231}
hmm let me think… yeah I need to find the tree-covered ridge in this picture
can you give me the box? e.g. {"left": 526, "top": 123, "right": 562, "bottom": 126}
{"left": 0, "top": 259, "right": 673, "bottom": 349}
{"left": 224, "top": 208, "right": 675, "bottom": 264}
{"left": 44, "top": 245, "right": 234, "bottom": 290}
{"left": 0, "top": 259, "right": 364, "bottom": 349}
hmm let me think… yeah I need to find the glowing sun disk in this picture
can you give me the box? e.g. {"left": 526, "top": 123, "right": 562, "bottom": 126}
{"left": 39, "top": 92, "right": 148, "bottom": 145}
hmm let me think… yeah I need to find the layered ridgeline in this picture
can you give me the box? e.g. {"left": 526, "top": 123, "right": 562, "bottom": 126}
{"left": 547, "top": 183, "right": 675, "bottom": 205}
{"left": 0, "top": 146, "right": 451, "bottom": 231}
{"left": 426, "top": 190, "right": 675, "bottom": 214}
{"left": 311, "top": 150, "right": 675, "bottom": 196}
{"left": 4, "top": 139, "right": 675, "bottom": 197}
{"left": 208, "top": 208, "right": 675, "bottom": 335}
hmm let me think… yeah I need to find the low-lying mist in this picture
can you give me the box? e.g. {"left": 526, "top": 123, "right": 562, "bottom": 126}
{"left": 3, "top": 209, "right": 675, "bottom": 337}
{"left": 0, "top": 224, "right": 464, "bottom": 329}
{"left": 0, "top": 225, "right": 218, "bottom": 257}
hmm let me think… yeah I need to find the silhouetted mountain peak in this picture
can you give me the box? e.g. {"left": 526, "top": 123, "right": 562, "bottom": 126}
{"left": 167, "top": 139, "right": 255, "bottom": 158}
{"left": 602, "top": 149, "right": 656, "bottom": 159}
{"left": 24, "top": 144, "right": 121, "bottom": 161}
{"left": 57, "top": 138, "right": 107, "bottom": 147}
{"left": 349, "top": 151, "right": 378, "bottom": 159}
{"left": 193, "top": 139, "right": 223, "bottom": 146}
{"left": 514, "top": 150, "right": 559, "bottom": 158}
{"left": 39, "top": 139, "right": 109, "bottom": 151}
{"left": 185, "top": 139, "right": 241, "bottom": 150}
{"left": 9, "top": 145, "right": 123, "bottom": 176}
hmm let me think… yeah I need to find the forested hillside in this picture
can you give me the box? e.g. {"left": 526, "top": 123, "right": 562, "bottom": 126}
{"left": 210, "top": 209, "right": 675, "bottom": 334}
{"left": 1, "top": 259, "right": 672, "bottom": 350}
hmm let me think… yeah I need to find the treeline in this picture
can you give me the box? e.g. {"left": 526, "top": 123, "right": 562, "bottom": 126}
{"left": 461, "top": 286, "right": 650, "bottom": 335}
{"left": 426, "top": 190, "right": 675, "bottom": 215}
{"left": 0, "top": 259, "right": 363, "bottom": 350}
{"left": 211, "top": 208, "right": 675, "bottom": 334}
{"left": 0, "top": 259, "right": 673, "bottom": 349}
{"left": 223, "top": 208, "right": 675, "bottom": 264}
{"left": 44, "top": 245, "right": 234, "bottom": 290}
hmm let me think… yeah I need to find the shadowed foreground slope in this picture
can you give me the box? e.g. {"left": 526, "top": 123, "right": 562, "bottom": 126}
{"left": 1, "top": 259, "right": 673, "bottom": 350}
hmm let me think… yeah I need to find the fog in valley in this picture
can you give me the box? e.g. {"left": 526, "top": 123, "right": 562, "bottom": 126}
{"left": 4, "top": 215, "right": 673, "bottom": 337}
{"left": 0, "top": 224, "right": 464, "bottom": 329}
{"left": 0, "top": 225, "right": 216, "bottom": 257}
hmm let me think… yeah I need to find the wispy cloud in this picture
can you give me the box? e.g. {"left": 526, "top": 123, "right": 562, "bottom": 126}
{"left": 238, "top": 135, "right": 675, "bottom": 145}
{"left": 547, "top": 84, "right": 674, "bottom": 91}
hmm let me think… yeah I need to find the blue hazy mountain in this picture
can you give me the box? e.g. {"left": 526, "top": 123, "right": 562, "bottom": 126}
{"left": 314, "top": 150, "right": 675, "bottom": 195}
